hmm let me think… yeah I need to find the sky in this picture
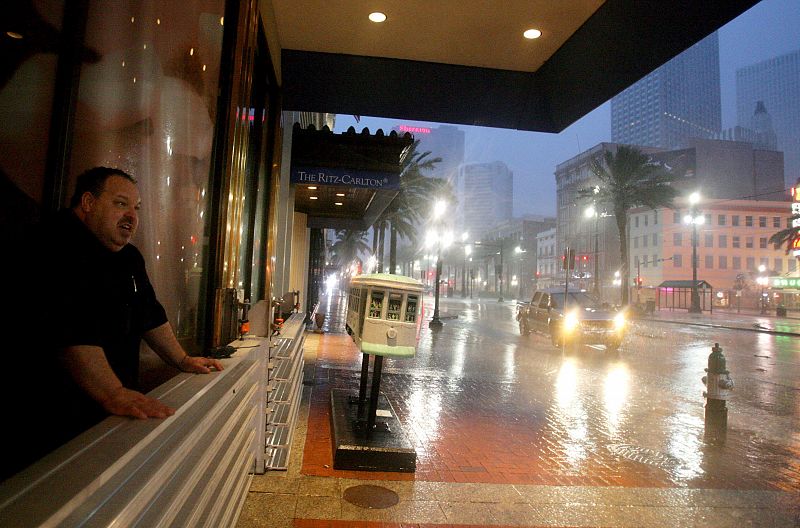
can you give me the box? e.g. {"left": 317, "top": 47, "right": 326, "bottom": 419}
{"left": 333, "top": 0, "right": 800, "bottom": 219}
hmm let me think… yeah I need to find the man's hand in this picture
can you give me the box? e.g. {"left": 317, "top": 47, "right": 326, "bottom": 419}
{"left": 143, "top": 324, "right": 224, "bottom": 374}
{"left": 179, "top": 355, "right": 224, "bottom": 374}
{"left": 100, "top": 386, "right": 175, "bottom": 420}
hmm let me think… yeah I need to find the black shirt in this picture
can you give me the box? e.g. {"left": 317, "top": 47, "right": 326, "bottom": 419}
{"left": 1, "top": 209, "right": 167, "bottom": 479}
{"left": 48, "top": 210, "right": 168, "bottom": 389}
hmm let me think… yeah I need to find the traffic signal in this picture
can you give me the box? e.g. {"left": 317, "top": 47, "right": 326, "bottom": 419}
{"left": 562, "top": 248, "right": 575, "bottom": 270}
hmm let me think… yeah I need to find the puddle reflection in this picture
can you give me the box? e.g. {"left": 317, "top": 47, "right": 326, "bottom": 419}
{"left": 603, "top": 364, "right": 630, "bottom": 436}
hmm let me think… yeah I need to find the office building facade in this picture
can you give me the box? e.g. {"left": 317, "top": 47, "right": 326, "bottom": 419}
{"left": 555, "top": 139, "right": 784, "bottom": 301}
{"left": 736, "top": 49, "right": 800, "bottom": 186}
{"left": 611, "top": 33, "right": 721, "bottom": 149}
{"left": 629, "top": 198, "right": 795, "bottom": 309}
{"left": 456, "top": 161, "right": 513, "bottom": 241}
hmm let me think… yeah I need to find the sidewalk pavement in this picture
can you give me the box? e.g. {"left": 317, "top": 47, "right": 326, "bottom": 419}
{"left": 639, "top": 308, "right": 800, "bottom": 336}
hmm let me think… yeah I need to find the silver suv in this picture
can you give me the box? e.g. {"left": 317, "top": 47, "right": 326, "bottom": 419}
{"left": 516, "top": 288, "right": 627, "bottom": 352}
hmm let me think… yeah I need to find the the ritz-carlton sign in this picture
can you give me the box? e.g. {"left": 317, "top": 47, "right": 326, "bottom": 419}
{"left": 290, "top": 166, "right": 400, "bottom": 190}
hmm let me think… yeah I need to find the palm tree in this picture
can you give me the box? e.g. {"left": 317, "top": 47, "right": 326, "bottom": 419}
{"left": 373, "top": 140, "right": 453, "bottom": 274}
{"left": 579, "top": 145, "right": 679, "bottom": 306}
{"left": 768, "top": 214, "right": 800, "bottom": 254}
{"left": 330, "top": 229, "right": 370, "bottom": 272}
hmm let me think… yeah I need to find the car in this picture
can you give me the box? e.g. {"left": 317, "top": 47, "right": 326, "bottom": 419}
{"left": 516, "top": 287, "right": 627, "bottom": 352}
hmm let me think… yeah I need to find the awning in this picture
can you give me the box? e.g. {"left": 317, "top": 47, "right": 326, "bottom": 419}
{"left": 290, "top": 123, "right": 413, "bottom": 230}
{"left": 657, "top": 280, "right": 713, "bottom": 289}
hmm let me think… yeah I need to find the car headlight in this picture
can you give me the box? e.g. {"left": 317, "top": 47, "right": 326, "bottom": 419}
{"left": 613, "top": 312, "right": 626, "bottom": 332}
{"left": 563, "top": 310, "right": 580, "bottom": 333}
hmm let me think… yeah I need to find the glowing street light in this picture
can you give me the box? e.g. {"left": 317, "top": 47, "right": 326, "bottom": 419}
{"left": 683, "top": 192, "right": 704, "bottom": 313}
{"left": 460, "top": 232, "right": 470, "bottom": 298}
{"left": 757, "top": 264, "right": 768, "bottom": 314}
{"left": 428, "top": 200, "right": 450, "bottom": 329}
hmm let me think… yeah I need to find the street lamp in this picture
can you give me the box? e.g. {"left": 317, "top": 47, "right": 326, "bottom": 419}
{"left": 428, "top": 200, "right": 451, "bottom": 330}
{"left": 583, "top": 191, "right": 601, "bottom": 298}
{"left": 757, "top": 264, "right": 768, "bottom": 314}
{"left": 461, "top": 232, "right": 470, "bottom": 298}
{"left": 515, "top": 245, "right": 527, "bottom": 299}
{"left": 683, "top": 192, "right": 704, "bottom": 313}
{"left": 463, "top": 241, "right": 472, "bottom": 298}
{"left": 474, "top": 240, "right": 505, "bottom": 302}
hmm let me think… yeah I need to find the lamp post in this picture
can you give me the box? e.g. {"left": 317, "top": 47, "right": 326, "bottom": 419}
{"left": 584, "top": 204, "right": 601, "bottom": 298}
{"left": 515, "top": 245, "right": 527, "bottom": 299}
{"left": 463, "top": 242, "right": 472, "bottom": 298}
{"left": 428, "top": 200, "right": 450, "bottom": 330}
{"left": 468, "top": 257, "right": 474, "bottom": 298}
{"left": 474, "top": 240, "right": 504, "bottom": 302}
{"left": 461, "top": 232, "right": 469, "bottom": 298}
{"left": 757, "top": 264, "right": 768, "bottom": 314}
{"left": 683, "top": 192, "right": 704, "bottom": 313}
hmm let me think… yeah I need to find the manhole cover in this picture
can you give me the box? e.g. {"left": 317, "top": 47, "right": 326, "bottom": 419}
{"left": 343, "top": 485, "right": 399, "bottom": 509}
{"left": 607, "top": 444, "right": 681, "bottom": 470}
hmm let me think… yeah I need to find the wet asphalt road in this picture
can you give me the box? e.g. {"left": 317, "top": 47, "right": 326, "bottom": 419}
{"left": 354, "top": 295, "right": 800, "bottom": 491}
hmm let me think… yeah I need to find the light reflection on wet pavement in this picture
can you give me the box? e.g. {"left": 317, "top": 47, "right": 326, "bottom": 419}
{"left": 310, "top": 293, "right": 800, "bottom": 492}
{"left": 239, "top": 291, "right": 800, "bottom": 528}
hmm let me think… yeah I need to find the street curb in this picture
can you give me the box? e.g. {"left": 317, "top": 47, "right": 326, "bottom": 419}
{"left": 639, "top": 317, "right": 800, "bottom": 337}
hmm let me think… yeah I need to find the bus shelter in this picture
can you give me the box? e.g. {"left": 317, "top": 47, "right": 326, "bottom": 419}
{"left": 657, "top": 280, "right": 714, "bottom": 313}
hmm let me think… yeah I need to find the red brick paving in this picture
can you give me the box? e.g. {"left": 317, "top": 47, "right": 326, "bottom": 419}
{"left": 300, "top": 325, "right": 797, "bottom": 491}
{"left": 301, "top": 335, "right": 673, "bottom": 487}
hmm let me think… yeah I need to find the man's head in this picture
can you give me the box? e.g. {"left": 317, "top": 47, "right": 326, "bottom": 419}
{"left": 70, "top": 167, "right": 140, "bottom": 252}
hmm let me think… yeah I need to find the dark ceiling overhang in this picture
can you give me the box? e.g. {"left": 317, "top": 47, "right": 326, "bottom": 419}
{"left": 290, "top": 123, "right": 414, "bottom": 230}
{"left": 281, "top": 0, "right": 760, "bottom": 133}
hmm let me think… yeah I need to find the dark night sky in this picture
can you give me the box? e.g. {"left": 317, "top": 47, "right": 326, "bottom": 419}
{"left": 334, "top": 0, "right": 800, "bottom": 218}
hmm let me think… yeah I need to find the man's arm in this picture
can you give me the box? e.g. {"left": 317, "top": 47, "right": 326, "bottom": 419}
{"left": 60, "top": 346, "right": 175, "bottom": 419}
{"left": 143, "top": 322, "right": 224, "bottom": 373}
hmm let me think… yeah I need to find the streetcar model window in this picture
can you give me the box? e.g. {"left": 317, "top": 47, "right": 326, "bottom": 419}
{"left": 387, "top": 293, "right": 402, "bottom": 320}
{"left": 368, "top": 291, "right": 384, "bottom": 318}
{"left": 404, "top": 295, "right": 418, "bottom": 323}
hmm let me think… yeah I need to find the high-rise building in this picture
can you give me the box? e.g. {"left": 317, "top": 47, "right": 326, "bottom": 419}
{"left": 394, "top": 124, "right": 465, "bottom": 182}
{"left": 611, "top": 32, "right": 721, "bottom": 149}
{"left": 456, "top": 161, "right": 513, "bottom": 241}
{"left": 736, "top": 49, "right": 800, "bottom": 186}
{"left": 714, "top": 100, "right": 778, "bottom": 151}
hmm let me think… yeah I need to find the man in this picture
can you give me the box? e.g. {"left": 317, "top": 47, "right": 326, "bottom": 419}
{"left": 1, "top": 167, "right": 223, "bottom": 480}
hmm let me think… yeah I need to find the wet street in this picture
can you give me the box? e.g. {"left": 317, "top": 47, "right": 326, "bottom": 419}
{"left": 239, "top": 292, "right": 800, "bottom": 527}
{"left": 409, "top": 296, "right": 800, "bottom": 491}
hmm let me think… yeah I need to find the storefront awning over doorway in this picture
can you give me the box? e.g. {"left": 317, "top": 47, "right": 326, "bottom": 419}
{"left": 291, "top": 123, "right": 413, "bottom": 230}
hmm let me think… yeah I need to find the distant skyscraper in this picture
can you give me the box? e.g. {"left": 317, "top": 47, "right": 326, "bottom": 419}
{"left": 456, "top": 161, "right": 513, "bottom": 240}
{"left": 611, "top": 32, "right": 721, "bottom": 149}
{"left": 394, "top": 124, "right": 465, "bottom": 182}
{"left": 714, "top": 100, "right": 777, "bottom": 151}
{"left": 736, "top": 49, "right": 800, "bottom": 186}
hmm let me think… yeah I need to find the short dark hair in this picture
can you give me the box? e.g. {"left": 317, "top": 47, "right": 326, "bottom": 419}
{"left": 69, "top": 167, "right": 137, "bottom": 208}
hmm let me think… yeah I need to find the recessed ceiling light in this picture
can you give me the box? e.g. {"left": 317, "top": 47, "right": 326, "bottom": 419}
{"left": 6, "top": 31, "right": 23, "bottom": 39}
{"left": 523, "top": 28, "right": 542, "bottom": 39}
{"left": 369, "top": 12, "right": 387, "bottom": 23}
{"left": 334, "top": 202, "right": 343, "bottom": 206}
{"left": 310, "top": 196, "right": 318, "bottom": 200}
{"left": 308, "top": 186, "right": 317, "bottom": 190}
{"left": 336, "top": 193, "right": 345, "bottom": 197}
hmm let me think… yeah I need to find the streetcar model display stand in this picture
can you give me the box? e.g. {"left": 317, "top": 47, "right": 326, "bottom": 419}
{"left": 332, "top": 273, "right": 423, "bottom": 472}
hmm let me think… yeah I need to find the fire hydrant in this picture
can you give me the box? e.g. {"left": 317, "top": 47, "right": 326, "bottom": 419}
{"left": 702, "top": 342, "right": 734, "bottom": 442}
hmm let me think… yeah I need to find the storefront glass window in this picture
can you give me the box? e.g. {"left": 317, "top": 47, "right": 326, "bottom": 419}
{"left": 0, "top": 0, "right": 65, "bottom": 225}
{"left": 69, "top": 1, "right": 226, "bottom": 352}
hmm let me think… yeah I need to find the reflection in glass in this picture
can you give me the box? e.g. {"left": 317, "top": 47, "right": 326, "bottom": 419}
{"left": 69, "top": 1, "right": 225, "bottom": 353}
